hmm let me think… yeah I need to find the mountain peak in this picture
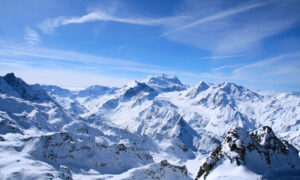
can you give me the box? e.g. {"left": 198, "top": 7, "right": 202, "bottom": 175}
{"left": 220, "top": 82, "right": 243, "bottom": 93}
{"left": 3, "top": 72, "right": 16, "bottom": 80}
{"left": 161, "top": 73, "right": 176, "bottom": 79}
{"left": 145, "top": 74, "right": 186, "bottom": 92}
{"left": 3, "top": 72, "right": 22, "bottom": 88}
{"left": 121, "top": 80, "right": 157, "bottom": 100}
{"left": 251, "top": 126, "right": 278, "bottom": 147}
{"left": 0, "top": 72, "right": 51, "bottom": 102}
{"left": 186, "top": 81, "right": 209, "bottom": 98}
{"left": 196, "top": 126, "right": 300, "bottom": 179}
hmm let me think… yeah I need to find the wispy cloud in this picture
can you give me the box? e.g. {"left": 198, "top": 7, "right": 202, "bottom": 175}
{"left": 34, "top": 0, "right": 300, "bottom": 56}
{"left": 231, "top": 52, "right": 300, "bottom": 84}
{"left": 0, "top": 41, "right": 156, "bottom": 69}
{"left": 162, "top": 0, "right": 300, "bottom": 55}
{"left": 1, "top": 41, "right": 299, "bottom": 90}
{"left": 38, "top": 11, "right": 176, "bottom": 34}
{"left": 0, "top": 41, "right": 203, "bottom": 85}
{"left": 211, "top": 64, "right": 243, "bottom": 71}
{"left": 24, "top": 26, "right": 40, "bottom": 45}
{"left": 198, "top": 55, "right": 243, "bottom": 60}
{"left": 163, "top": 1, "right": 269, "bottom": 36}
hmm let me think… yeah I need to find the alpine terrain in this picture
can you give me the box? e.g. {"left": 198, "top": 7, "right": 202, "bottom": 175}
{"left": 0, "top": 72, "right": 299, "bottom": 179}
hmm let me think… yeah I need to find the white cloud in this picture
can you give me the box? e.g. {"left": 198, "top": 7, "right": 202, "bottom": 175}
{"left": 38, "top": 11, "right": 177, "bottom": 34}
{"left": 163, "top": 1, "right": 269, "bottom": 36}
{"left": 198, "top": 55, "right": 243, "bottom": 60}
{"left": 0, "top": 41, "right": 160, "bottom": 69}
{"left": 162, "top": 0, "right": 300, "bottom": 55}
{"left": 231, "top": 52, "right": 300, "bottom": 84}
{"left": 35, "top": 0, "right": 300, "bottom": 56}
{"left": 211, "top": 64, "right": 242, "bottom": 71}
{"left": 24, "top": 26, "right": 40, "bottom": 45}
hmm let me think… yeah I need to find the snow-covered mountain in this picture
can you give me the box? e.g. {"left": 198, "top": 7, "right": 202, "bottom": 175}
{"left": 0, "top": 73, "right": 52, "bottom": 102}
{"left": 0, "top": 72, "right": 299, "bottom": 179}
{"left": 144, "top": 74, "right": 187, "bottom": 92}
{"left": 195, "top": 126, "right": 300, "bottom": 179}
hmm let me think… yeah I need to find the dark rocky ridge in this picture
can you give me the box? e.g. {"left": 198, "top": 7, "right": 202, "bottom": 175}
{"left": 0, "top": 73, "right": 51, "bottom": 102}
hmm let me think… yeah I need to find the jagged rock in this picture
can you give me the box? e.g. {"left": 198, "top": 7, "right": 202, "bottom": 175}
{"left": 196, "top": 126, "right": 300, "bottom": 180}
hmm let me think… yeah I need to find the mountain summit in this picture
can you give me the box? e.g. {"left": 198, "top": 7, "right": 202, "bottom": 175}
{"left": 144, "top": 74, "right": 186, "bottom": 92}
{"left": 196, "top": 126, "right": 300, "bottom": 180}
{"left": 0, "top": 73, "right": 51, "bottom": 102}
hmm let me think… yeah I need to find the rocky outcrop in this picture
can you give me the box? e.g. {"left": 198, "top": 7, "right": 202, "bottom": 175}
{"left": 127, "top": 160, "right": 192, "bottom": 180}
{"left": 195, "top": 126, "right": 300, "bottom": 180}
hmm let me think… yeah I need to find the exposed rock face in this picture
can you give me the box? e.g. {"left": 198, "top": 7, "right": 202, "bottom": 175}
{"left": 127, "top": 160, "right": 192, "bottom": 180}
{"left": 195, "top": 126, "right": 300, "bottom": 180}
{"left": 30, "top": 132, "right": 153, "bottom": 174}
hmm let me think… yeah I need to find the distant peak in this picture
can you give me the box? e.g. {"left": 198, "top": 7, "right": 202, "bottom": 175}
{"left": 5, "top": 72, "right": 16, "bottom": 77}
{"left": 222, "top": 82, "right": 237, "bottom": 88}
{"left": 145, "top": 74, "right": 186, "bottom": 92}
{"left": 1, "top": 72, "right": 51, "bottom": 102}
{"left": 161, "top": 74, "right": 176, "bottom": 79}
{"left": 196, "top": 81, "right": 209, "bottom": 89}
{"left": 147, "top": 74, "right": 182, "bottom": 83}
{"left": 3, "top": 72, "right": 17, "bottom": 81}
{"left": 3, "top": 72, "right": 23, "bottom": 86}
{"left": 185, "top": 81, "right": 209, "bottom": 98}
{"left": 146, "top": 74, "right": 179, "bottom": 81}
{"left": 219, "top": 82, "right": 245, "bottom": 94}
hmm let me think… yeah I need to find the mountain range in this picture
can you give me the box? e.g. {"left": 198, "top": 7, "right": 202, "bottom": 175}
{"left": 0, "top": 72, "right": 299, "bottom": 179}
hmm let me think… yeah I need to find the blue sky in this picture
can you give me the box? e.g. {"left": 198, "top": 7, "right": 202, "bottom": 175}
{"left": 0, "top": 0, "right": 300, "bottom": 91}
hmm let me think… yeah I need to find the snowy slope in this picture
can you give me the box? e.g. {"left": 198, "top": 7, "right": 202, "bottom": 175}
{"left": 0, "top": 73, "right": 78, "bottom": 133}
